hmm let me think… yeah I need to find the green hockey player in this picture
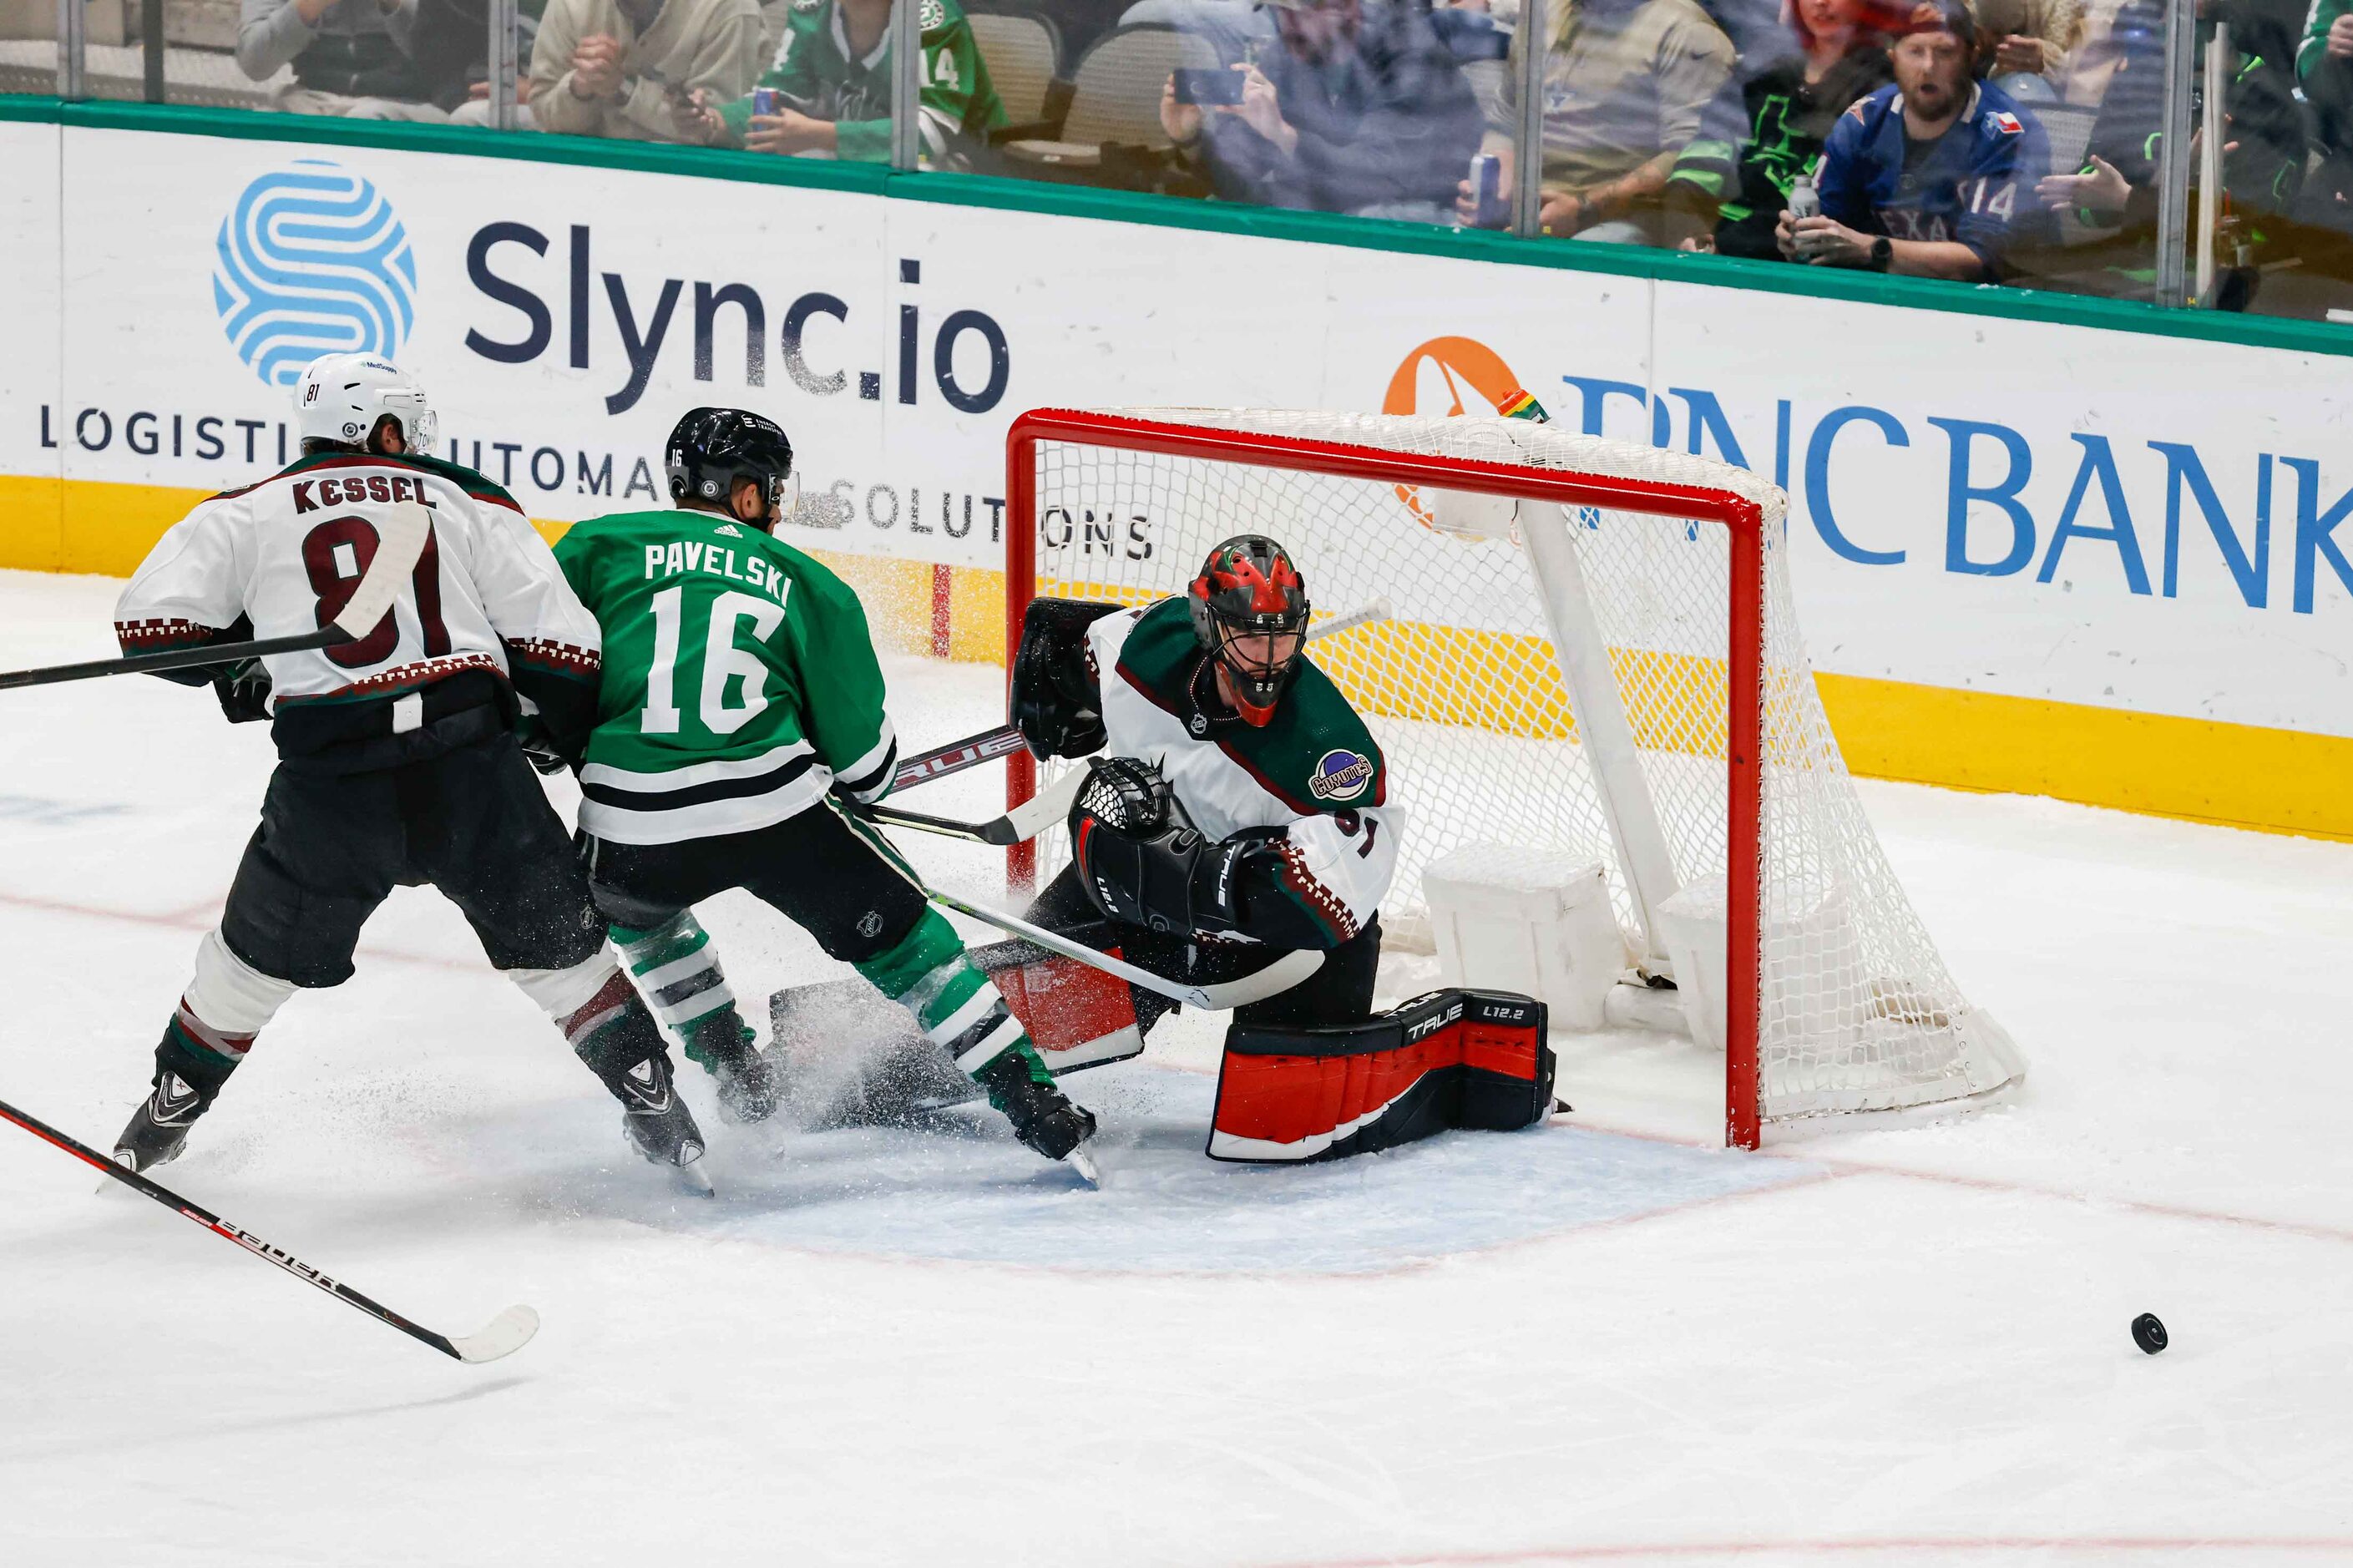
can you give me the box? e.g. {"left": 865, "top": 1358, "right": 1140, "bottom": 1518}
{"left": 672, "top": 0, "right": 1005, "bottom": 168}
{"left": 547, "top": 407, "right": 1098, "bottom": 1173}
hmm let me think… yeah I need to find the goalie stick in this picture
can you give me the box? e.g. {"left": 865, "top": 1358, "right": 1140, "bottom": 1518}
{"left": 857, "top": 766, "right": 1090, "bottom": 847}
{"left": 0, "top": 1095, "right": 538, "bottom": 1365}
{"left": 921, "top": 886, "right": 1324, "bottom": 1011}
{"left": 882, "top": 597, "right": 1394, "bottom": 800}
{"left": 0, "top": 500, "right": 434, "bottom": 693}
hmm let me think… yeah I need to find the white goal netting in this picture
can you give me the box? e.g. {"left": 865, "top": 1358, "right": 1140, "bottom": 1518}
{"left": 1017, "top": 409, "right": 2025, "bottom": 1132}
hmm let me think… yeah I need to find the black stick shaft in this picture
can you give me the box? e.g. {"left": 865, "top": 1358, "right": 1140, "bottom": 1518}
{"left": 0, "top": 629, "right": 343, "bottom": 693}
{"left": 0, "top": 1097, "right": 467, "bottom": 1362}
{"left": 890, "top": 724, "right": 1024, "bottom": 792}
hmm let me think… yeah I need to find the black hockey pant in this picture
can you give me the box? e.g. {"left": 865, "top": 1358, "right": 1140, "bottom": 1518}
{"left": 580, "top": 802, "right": 931, "bottom": 970}
{"left": 220, "top": 731, "right": 606, "bottom": 988}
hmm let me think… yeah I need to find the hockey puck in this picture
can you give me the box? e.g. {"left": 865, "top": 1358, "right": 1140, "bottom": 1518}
{"left": 2132, "top": 1313, "right": 2168, "bottom": 1354}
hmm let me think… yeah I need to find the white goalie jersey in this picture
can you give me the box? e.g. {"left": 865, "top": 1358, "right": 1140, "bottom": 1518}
{"left": 1088, "top": 601, "right": 1401, "bottom": 943}
{"left": 115, "top": 453, "right": 601, "bottom": 716}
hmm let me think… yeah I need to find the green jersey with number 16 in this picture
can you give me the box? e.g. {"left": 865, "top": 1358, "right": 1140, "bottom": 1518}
{"left": 553, "top": 507, "right": 899, "bottom": 846}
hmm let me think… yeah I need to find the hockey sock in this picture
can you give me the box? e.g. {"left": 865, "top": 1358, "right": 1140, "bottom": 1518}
{"left": 608, "top": 913, "right": 751, "bottom": 1073}
{"left": 509, "top": 953, "right": 671, "bottom": 1084}
{"left": 556, "top": 970, "right": 674, "bottom": 1081}
{"left": 853, "top": 909, "right": 1054, "bottom": 1109}
{"left": 151, "top": 1015, "right": 242, "bottom": 1109}
{"left": 152, "top": 928, "right": 297, "bottom": 1105}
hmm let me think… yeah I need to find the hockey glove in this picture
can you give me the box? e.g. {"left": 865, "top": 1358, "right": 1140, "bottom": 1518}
{"left": 1011, "top": 598, "right": 1121, "bottom": 759}
{"left": 515, "top": 716, "right": 578, "bottom": 776}
{"left": 211, "top": 659, "right": 272, "bottom": 725}
{"left": 1069, "top": 758, "right": 1261, "bottom": 936}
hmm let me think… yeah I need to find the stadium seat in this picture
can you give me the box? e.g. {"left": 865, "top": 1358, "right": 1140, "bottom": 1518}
{"left": 998, "top": 23, "right": 1215, "bottom": 173}
{"left": 968, "top": 8, "right": 1067, "bottom": 129}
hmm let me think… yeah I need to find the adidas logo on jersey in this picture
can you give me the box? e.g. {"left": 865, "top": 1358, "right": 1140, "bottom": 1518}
{"left": 715, "top": 524, "right": 743, "bottom": 537}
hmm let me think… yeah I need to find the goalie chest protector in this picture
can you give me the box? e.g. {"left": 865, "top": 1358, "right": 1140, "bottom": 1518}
{"left": 1207, "top": 989, "right": 1554, "bottom": 1162}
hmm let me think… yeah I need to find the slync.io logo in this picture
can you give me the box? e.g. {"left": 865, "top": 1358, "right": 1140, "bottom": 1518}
{"left": 213, "top": 159, "right": 417, "bottom": 389}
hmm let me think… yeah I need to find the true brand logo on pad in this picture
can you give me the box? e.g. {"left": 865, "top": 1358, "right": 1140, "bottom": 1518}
{"left": 213, "top": 159, "right": 418, "bottom": 390}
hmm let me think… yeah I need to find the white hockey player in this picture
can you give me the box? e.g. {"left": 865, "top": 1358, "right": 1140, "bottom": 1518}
{"left": 108, "top": 354, "right": 716, "bottom": 1182}
{"left": 1011, "top": 534, "right": 1398, "bottom": 1040}
{"left": 1002, "top": 535, "right": 1554, "bottom": 1161}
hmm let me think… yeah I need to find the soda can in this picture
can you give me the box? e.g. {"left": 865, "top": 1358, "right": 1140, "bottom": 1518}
{"left": 753, "top": 87, "right": 778, "bottom": 117}
{"left": 1470, "top": 153, "right": 1507, "bottom": 229}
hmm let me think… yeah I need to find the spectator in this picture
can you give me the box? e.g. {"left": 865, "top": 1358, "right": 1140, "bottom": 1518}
{"left": 529, "top": 0, "right": 764, "bottom": 140}
{"left": 676, "top": 0, "right": 1004, "bottom": 167}
{"left": 1121, "top": 0, "right": 1275, "bottom": 64}
{"left": 2038, "top": 0, "right": 2305, "bottom": 306}
{"left": 1161, "top": 0, "right": 1485, "bottom": 220}
{"left": 412, "top": 0, "right": 540, "bottom": 124}
{"left": 237, "top": 0, "right": 443, "bottom": 115}
{"left": 1967, "top": 0, "right": 2081, "bottom": 103}
{"left": 1463, "top": 0, "right": 1736, "bottom": 244}
{"left": 1779, "top": 0, "right": 2046, "bottom": 280}
{"left": 2299, "top": 0, "right": 2353, "bottom": 232}
{"left": 1665, "top": 0, "right": 1893, "bottom": 255}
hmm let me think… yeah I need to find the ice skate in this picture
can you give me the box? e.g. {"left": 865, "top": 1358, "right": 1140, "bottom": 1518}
{"left": 110, "top": 1072, "right": 210, "bottom": 1175}
{"left": 974, "top": 1047, "right": 1098, "bottom": 1172}
{"left": 686, "top": 1013, "right": 782, "bottom": 1125}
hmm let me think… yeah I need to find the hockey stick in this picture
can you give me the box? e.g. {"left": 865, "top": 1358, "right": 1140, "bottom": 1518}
{"left": 890, "top": 725, "right": 1028, "bottom": 792}
{"left": 0, "top": 501, "right": 434, "bottom": 694}
{"left": 0, "top": 1095, "right": 538, "bottom": 1365}
{"left": 923, "top": 887, "right": 1323, "bottom": 1011}
{"left": 858, "top": 765, "right": 1090, "bottom": 847}
{"left": 883, "top": 599, "right": 1393, "bottom": 798}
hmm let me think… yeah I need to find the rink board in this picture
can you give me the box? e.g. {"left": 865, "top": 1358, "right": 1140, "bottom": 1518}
{"left": 1, "top": 114, "right": 2350, "bottom": 837}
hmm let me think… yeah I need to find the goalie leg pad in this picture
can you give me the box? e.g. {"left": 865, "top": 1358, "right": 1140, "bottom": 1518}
{"left": 973, "top": 936, "right": 1145, "bottom": 1075}
{"left": 1207, "top": 989, "right": 1554, "bottom": 1163}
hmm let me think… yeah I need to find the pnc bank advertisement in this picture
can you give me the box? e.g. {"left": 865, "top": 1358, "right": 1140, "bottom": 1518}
{"left": 2, "top": 118, "right": 2350, "bottom": 832}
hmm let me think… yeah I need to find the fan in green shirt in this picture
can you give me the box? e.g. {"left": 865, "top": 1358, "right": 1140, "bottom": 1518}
{"left": 547, "top": 407, "right": 1098, "bottom": 1175}
{"left": 674, "top": 0, "right": 1005, "bottom": 167}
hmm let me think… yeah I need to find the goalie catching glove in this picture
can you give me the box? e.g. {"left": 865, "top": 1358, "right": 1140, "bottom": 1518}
{"left": 1010, "top": 597, "right": 1121, "bottom": 760}
{"left": 1067, "top": 757, "right": 1340, "bottom": 949}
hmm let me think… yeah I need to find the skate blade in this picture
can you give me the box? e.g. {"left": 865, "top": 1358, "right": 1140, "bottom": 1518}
{"left": 672, "top": 1156, "right": 717, "bottom": 1198}
{"left": 1065, "top": 1144, "right": 1102, "bottom": 1188}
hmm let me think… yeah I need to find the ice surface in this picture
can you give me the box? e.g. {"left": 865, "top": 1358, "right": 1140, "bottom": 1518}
{"left": 1, "top": 569, "right": 2349, "bottom": 1565}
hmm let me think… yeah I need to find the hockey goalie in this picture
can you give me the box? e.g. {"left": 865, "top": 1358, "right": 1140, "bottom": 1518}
{"left": 780, "top": 534, "right": 1556, "bottom": 1161}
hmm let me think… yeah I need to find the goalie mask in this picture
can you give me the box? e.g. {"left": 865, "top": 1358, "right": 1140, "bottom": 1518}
{"left": 1188, "top": 535, "right": 1309, "bottom": 727}
{"left": 666, "top": 407, "right": 801, "bottom": 531}
{"left": 294, "top": 353, "right": 437, "bottom": 456}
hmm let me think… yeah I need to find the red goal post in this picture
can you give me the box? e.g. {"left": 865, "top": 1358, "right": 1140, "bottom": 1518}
{"left": 1002, "top": 408, "right": 1773, "bottom": 1147}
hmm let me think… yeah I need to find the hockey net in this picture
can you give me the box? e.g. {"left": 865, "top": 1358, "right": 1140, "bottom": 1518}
{"left": 1004, "top": 408, "right": 2025, "bottom": 1146}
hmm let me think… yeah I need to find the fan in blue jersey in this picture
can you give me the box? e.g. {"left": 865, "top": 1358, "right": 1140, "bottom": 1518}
{"left": 1778, "top": 0, "right": 2047, "bottom": 281}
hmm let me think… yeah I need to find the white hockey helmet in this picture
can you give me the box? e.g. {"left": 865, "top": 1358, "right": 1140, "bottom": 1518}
{"left": 294, "top": 353, "right": 438, "bottom": 455}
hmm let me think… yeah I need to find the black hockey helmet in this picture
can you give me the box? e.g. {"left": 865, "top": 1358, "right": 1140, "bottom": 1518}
{"left": 666, "top": 407, "right": 798, "bottom": 529}
{"left": 1188, "top": 534, "right": 1309, "bottom": 727}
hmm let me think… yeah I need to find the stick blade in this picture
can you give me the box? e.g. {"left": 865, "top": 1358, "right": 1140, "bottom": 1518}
{"left": 449, "top": 1303, "right": 539, "bottom": 1364}
{"left": 1187, "top": 948, "right": 1326, "bottom": 1010}
{"left": 332, "top": 500, "right": 433, "bottom": 641}
{"left": 1000, "top": 765, "right": 1090, "bottom": 845}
